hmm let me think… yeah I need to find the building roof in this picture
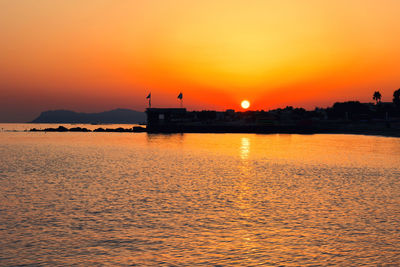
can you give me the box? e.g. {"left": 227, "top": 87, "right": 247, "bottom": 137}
{"left": 146, "top": 108, "right": 187, "bottom": 113}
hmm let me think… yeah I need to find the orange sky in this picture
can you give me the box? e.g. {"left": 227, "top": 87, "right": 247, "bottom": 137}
{"left": 1, "top": 0, "right": 400, "bottom": 121}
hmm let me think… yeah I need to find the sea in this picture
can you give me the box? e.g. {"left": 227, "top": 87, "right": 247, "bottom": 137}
{"left": 1, "top": 123, "right": 400, "bottom": 266}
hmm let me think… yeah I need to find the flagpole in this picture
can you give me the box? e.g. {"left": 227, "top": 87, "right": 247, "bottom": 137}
{"left": 178, "top": 92, "right": 183, "bottom": 108}
{"left": 146, "top": 92, "right": 151, "bottom": 108}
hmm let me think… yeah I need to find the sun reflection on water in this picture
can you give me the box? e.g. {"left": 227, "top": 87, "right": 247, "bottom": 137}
{"left": 240, "top": 137, "right": 250, "bottom": 160}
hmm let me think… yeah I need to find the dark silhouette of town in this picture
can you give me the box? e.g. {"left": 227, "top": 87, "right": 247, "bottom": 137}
{"left": 146, "top": 89, "right": 400, "bottom": 136}
{"left": 31, "top": 89, "right": 400, "bottom": 137}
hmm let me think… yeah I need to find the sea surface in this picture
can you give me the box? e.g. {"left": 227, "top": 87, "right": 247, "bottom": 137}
{"left": 1, "top": 123, "right": 400, "bottom": 266}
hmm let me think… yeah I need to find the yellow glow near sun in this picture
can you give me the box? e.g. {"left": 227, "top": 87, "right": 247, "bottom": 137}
{"left": 241, "top": 100, "right": 250, "bottom": 109}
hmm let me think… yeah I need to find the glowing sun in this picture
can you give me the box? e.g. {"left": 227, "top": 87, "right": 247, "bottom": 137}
{"left": 241, "top": 100, "right": 250, "bottom": 109}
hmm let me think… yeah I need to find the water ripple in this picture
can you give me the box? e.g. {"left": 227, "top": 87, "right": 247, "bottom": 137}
{"left": 0, "top": 131, "right": 400, "bottom": 265}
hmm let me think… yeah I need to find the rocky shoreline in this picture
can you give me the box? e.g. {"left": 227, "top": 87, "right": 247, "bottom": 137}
{"left": 30, "top": 126, "right": 147, "bottom": 133}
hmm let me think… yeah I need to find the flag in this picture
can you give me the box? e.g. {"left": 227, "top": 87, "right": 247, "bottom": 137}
{"left": 146, "top": 93, "right": 151, "bottom": 99}
{"left": 177, "top": 92, "right": 183, "bottom": 99}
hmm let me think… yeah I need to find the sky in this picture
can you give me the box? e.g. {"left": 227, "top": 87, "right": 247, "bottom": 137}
{"left": 1, "top": 0, "right": 400, "bottom": 122}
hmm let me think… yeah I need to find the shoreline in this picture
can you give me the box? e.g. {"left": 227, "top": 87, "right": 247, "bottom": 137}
{"left": 28, "top": 125, "right": 400, "bottom": 138}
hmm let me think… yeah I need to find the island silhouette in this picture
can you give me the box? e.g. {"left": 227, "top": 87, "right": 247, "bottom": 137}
{"left": 31, "top": 108, "right": 145, "bottom": 124}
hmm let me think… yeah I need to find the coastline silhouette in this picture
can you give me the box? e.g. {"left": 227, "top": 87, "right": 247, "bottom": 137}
{"left": 29, "top": 89, "right": 400, "bottom": 137}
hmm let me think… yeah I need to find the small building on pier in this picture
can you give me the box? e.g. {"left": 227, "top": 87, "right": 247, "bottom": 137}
{"left": 146, "top": 108, "right": 187, "bottom": 127}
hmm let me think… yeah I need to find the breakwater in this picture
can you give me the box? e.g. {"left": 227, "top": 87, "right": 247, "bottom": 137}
{"left": 30, "top": 125, "right": 146, "bottom": 132}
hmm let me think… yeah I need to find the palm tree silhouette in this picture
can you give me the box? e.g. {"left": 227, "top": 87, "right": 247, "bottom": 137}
{"left": 393, "top": 89, "right": 400, "bottom": 109}
{"left": 373, "top": 91, "right": 382, "bottom": 104}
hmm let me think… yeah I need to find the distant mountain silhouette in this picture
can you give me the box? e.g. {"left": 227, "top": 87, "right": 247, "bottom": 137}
{"left": 31, "top": 109, "right": 146, "bottom": 124}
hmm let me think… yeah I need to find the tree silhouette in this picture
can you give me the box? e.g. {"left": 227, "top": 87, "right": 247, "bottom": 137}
{"left": 373, "top": 91, "right": 382, "bottom": 104}
{"left": 393, "top": 89, "right": 400, "bottom": 109}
